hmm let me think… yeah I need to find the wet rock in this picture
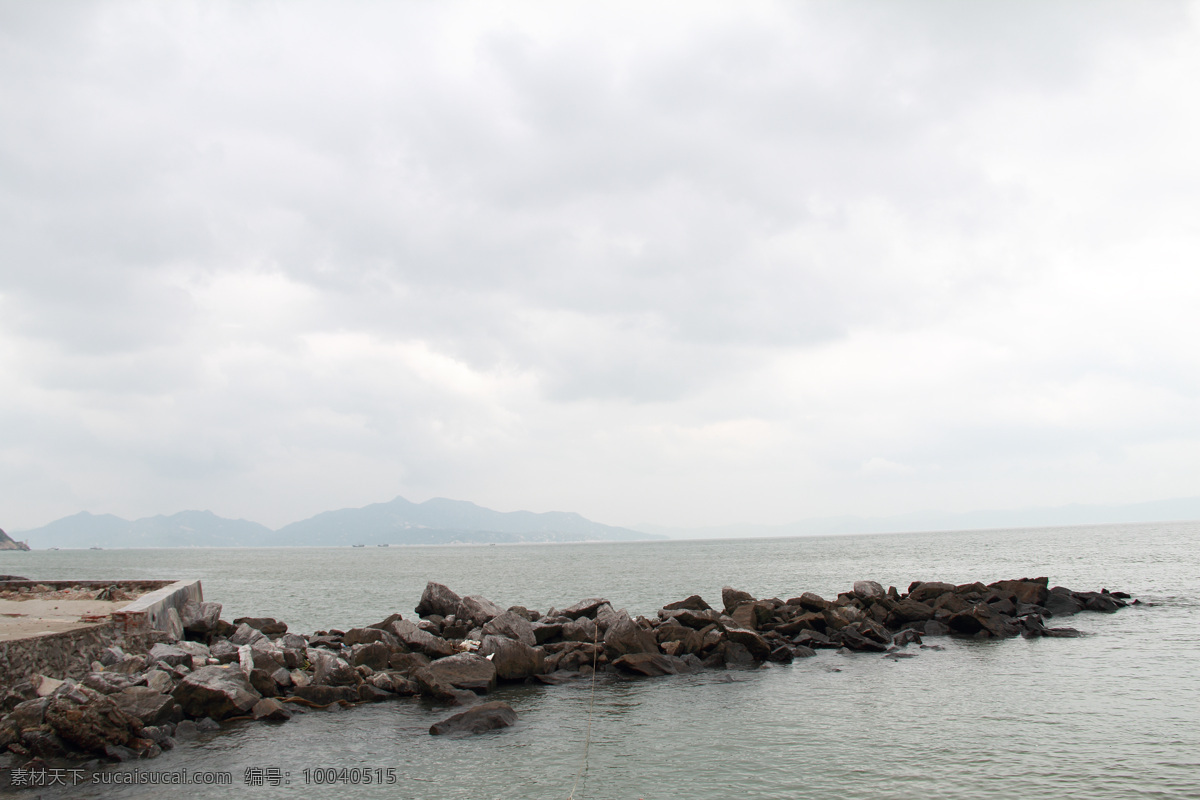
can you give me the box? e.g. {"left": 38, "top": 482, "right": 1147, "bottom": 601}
{"left": 886, "top": 598, "right": 936, "bottom": 626}
{"left": 416, "top": 582, "right": 462, "bottom": 618}
{"left": 720, "top": 641, "right": 757, "bottom": 668}
{"left": 670, "top": 608, "right": 724, "bottom": 630}
{"left": 723, "top": 626, "right": 771, "bottom": 660}
{"left": 249, "top": 669, "right": 280, "bottom": 698}
{"left": 172, "top": 666, "right": 261, "bottom": 720}
{"left": 388, "top": 652, "right": 432, "bottom": 674}
{"left": 989, "top": 578, "right": 1050, "bottom": 606}
{"left": 892, "top": 629, "right": 923, "bottom": 647}
{"left": 922, "top": 620, "right": 950, "bottom": 636}
{"left": 531, "top": 621, "right": 564, "bottom": 644}
{"left": 456, "top": 595, "right": 504, "bottom": 628}
{"left": 947, "top": 604, "right": 1019, "bottom": 638}
{"left": 661, "top": 595, "right": 712, "bottom": 612}
{"left": 311, "top": 652, "right": 359, "bottom": 687}
{"left": 722, "top": 586, "right": 755, "bottom": 614}
{"left": 357, "top": 684, "right": 393, "bottom": 703}
{"left": 429, "top": 701, "right": 517, "bottom": 736}
{"left": 479, "top": 635, "right": 544, "bottom": 681}
{"left": 1077, "top": 591, "right": 1125, "bottom": 613}
{"left": 838, "top": 628, "right": 889, "bottom": 652}
{"left": 602, "top": 612, "right": 659, "bottom": 660}
{"left": 612, "top": 653, "right": 695, "bottom": 676}
{"left": 481, "top": 610, "right": 537, "bottom": 647}
{"left": 8, "top": 697, "right": 50, "bottom": 731}
{"left": 561, "top": 616, "right": 599, "bottom": 643}
{"left": 559, "top": 598, "right": 611, "bottom": 620}
{"left": 388, "top": 619, "right": 457, "bottom": 659}
{"left": 351, "top": 642, "right": 394, "bottom": 672}
{"left": 415, "top": 653, "right": 497, "bottom": 694}
{"left": 907, "top": 581, "right": 958, "bottom": 603}
{"left": 792, "top": 645, "right": 817, "bottom": 658}
{"left": 1042, "top": 627, "right": 1083, "bottom": 638}
{"left": 112, "top": 687, "right": 177, "bottom": 726}
{"left": 1043, "top": 589, "right": 1084, "bottom": 617}
{"left": 251, "top": 698, "right": 292, "bottom": 721}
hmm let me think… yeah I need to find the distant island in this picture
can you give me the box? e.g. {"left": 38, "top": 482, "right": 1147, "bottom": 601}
{"left": 10, "top": 496, "right": 665, "bottom": 549}
{"left": 0, "top": 527, "right": 31, "bottom": 551}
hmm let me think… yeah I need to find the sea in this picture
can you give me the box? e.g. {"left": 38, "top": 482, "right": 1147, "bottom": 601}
{"left": 2, "top": 521, "right": 1198, "bottom": 800}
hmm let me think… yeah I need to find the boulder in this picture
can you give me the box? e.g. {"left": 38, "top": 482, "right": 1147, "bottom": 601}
{"left": 44, "top": 689, "right": 143, "bottom": 755}
{"left": 456, "top": 595, "right": 504, "bottom": 628}
{"left": 311, "top": 652, "right": 359, "bottom": 687}
{"left": 611, "top": 653, "right": 695, "bottom": 677}
{"left": 852, "top": 580, "right": 885, "bottom": 599}
{"left": 479, "top": 635, "right": 544, "bottom": 681}
{"left": 792, "top": 592, "right": 829, "bottom": 612}
{"left": 415, "top": 582, "right": 462, "bottom": 618}
{"left": 83, "top": 672, "right": 136, "bottom": 695}
{"left": 1043, "top": 590, "right": 1084, "bottom": 617}
{"left": 182, "top": 601, "right": 222, "bottom": 638}
{"left": 661, "top": 595, "right": 712, "bottom": 612}
{"left": 907, "top": 582, "right": 958, "bottom": 603}
{"left": 429, "top": 701, "right": 517, "bottom": 736}
{"left": 561, "top": 617, "right": 599, "bottom": 643}
{"left": 989, "top": 578, "right": 1050, "bottom": 606}
{"left": 351, "top": 642, "right": 394, "bottom": 672}
{"left": 723, "top": 627, "right": 771, "bottom": 660}
{"left": 886, "top": 598, "right": 936, "bottom": 626}
{"left": 172, "top": 666, "right": 261, "bottom": 720}
{"left": 387, "top": 619, "right": 456, "bottom": 659}
{"left": 481, "top": 611, "right": 537, "bottom": 647}
{"left": 722, "top": 586, "right": 755, "bottom": 614}
{"left": 415, "top": 653, "right": 497, "bottom": 694}
{"left": 559, "top": 598, "right": 611, "bottom": 620}
{"left": 531, "top": 621, "right": 564, "bottom": 645}
{"left": 229, "top": 623, "right": 267, "bottom": 647}
{"left": 233, "top": 617, "right": 288, "bottom": 635}
{"left": 947, "top": 604, "right": 1019, "bottom": 638}
{"left": 670, "top": 608, "right": 723, "bottom": 630}
{"left": 343, "top": 627, "right": 394, "bottom": 647}
{"left": 112, "top": 687, "right": 177, "bottom": 726}
{"left": 251, "top": 698, "right": 292, "bottom": 721}
{"left": 602, "top": 612, "right": 659, "bottom": 660}
{"left": 148, "top": 643, "right": 193, "bottom": 669}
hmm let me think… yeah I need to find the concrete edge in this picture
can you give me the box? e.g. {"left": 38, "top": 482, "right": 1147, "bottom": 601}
{"left": 112, "top": 579, "right": 204, "bottom": 636}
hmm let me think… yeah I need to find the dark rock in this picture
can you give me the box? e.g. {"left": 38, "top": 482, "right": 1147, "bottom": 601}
{"left": 352, "top": 642, "right": 394, "bottom": 672}
{"left": 670, "top": 608, "right": 723, "bottom": 630}
{"left": 720, "top": 641, "right": 757, "bottom": 668}
{"left": 989, "top": 578, "right": 1050, "bottom": 606}
{"left": 767, "top": 646, "right": 794, "bottom": 664}
{"left": 209, "top": 641, "right": 240, "bottom": 664}
{"left": 792, "top": 630, "right": 832, "bottom": 648}
{"left": 429, "top": 701, "right": 517, "bottom": 736}
{"left": 387, "top": 619, "right": 456, "bottom": 659}
{"left": 479, "top": 635, "right": 544, "bottom": 681}
{"left": 559, "top": 598, "right": 611, "bottom": 620}
{"left": 195, "top": 717, "right": 220, "bottom": 732}
{"left": 311, "top": 652, "right": 359, "bottom": 687}
{"left": 792, "top": 592, "right": 829, "bottom": 613}
{"left": 838, "top": 628, "right": 888, "bottom": 652}
{"left": 886, "top": 598, "right": 936, "bottom": 626}
{"left": 182, "top": 601, "right": 223, "bottom": 639}
{"left": 388, "top": 652, "right": 432, "bottom": 674}
{"left": 723, "top": 627, "right": 771, "bottom": 660}
{"left": 172, "top": 666, "right": 261, "bottom": 720}
{"left": 722, "top": 586, "right": 755, "bottom": 614}
{"left": 481, "top": 611, "right": 537, "bottom": 647}
{"left": 44, "top": 689, "right": 143, "bottom": 755}
{"left": 1043, "top": 590, "right": 1085, "bottom": 617}
{"left": 343, "top": 627, "right": 394, "bottom": 647}
{"left": 111, "top": 655, "right": 148, "bottom": 675}
{"left": 602, "top": 612, "right": 659, "bottom": 660}
{"left": 1042, "top": 627, "right": 1083, "bottom": 638}
{"left": 611, "top": 653, "right": 695, "bottom": 677}
{"left": 775, "top": 612, "right": 826, "bottom": 636}
{"left": 112, "top": 687, "right": 177, "bottom": 726}
{"left": 234, "top": 617, "right": 288, "bottom": 635}
{"left": 892, "top": 629, "right": 923, "bottom": 647}
{"left": 1077, "top": 591, "right": 1125, "bottom": 613}
{"left": 82, "top": 672, "right": 136, "bottom": 695}
{"left": 923, "top": 620, "right": 950, "bottom": 636}
{"left": 531, "top": 621, "right": 564, "bottom": 644}
{"left": 104, "top": 744, "right": 138, "bottom": 762}
{"left": 661, "top": 595, "right": 712, "bottom": 612}
{"left": 561, "top": 616, "right": 599, "bottom": 643}
{"left": 415, "top": 653, "right": 497, "bottom": 694}
{"left": 456, "top": 595, "right": 504, "bottom": 627}
{"left": 357, "top": 684, "right": 393, "bottom": 703}
{"left": 416, "top": 582, "right": 462, "bottom": 618}
{"left": 907, "top": 582, "right": 958, "bottom": 603}
{"left": 792, "top": 645, "right": 817, "bottom": 658}
{"left": 947, "top": 604, "right": 1019, "bottom": 638}
{"left": 249, "top": 669, "right": 279, "bottom": 698}
{"left": 251, "top": 698, "right": 292, "bottom": 721}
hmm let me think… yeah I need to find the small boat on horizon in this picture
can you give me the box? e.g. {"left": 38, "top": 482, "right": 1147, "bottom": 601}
{"left": 377, "top": 543, "right": 389, "bottom": 547}
{"left": 352, "top": 544, "right": 365, "bottom": 548}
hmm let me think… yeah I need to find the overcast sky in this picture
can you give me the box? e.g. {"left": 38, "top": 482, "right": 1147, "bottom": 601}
{"left": 3, "top": 1, "right": 1199, "bottom": 532}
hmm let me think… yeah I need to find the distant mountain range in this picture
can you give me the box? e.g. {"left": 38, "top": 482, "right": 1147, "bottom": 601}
{"left": 641, "top": 496, "right": 1200, "bottom": 539}
{"left": 13, "top": 497, "right": 664, "bottom": 549}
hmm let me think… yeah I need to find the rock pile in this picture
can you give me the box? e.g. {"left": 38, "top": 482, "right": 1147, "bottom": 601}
{"left": 0, "top": 577, "right": 1132, "bottom": 763}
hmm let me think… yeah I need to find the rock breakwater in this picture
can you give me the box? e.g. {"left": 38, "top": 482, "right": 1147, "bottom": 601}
{"left": 1, "top": 577, "right": 1133, "bottom": 769}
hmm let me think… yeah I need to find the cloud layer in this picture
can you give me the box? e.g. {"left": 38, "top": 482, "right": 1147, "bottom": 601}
{"left": 3, "top": 1, "right": 1199, "bottom": 530}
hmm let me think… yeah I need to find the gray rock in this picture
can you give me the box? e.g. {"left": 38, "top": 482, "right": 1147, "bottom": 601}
{"left": 722, "top": 586, "right": 755, "bottom": 614}
{"left": 172, "top": 666, "right": 261, "bottom": 720}
{"left": 251, "top": 698, "right": 292, "bottom": 721}
{"left": 112, "top": 687, "right": 177, "bottom": 726}
{"left": 388, "top": 619, "right": 456, "bottom": 659}
{"left": 415, "top": 582, "right": 462, "bottom": 618}
{"left": 229, "top": 623, "right": 267, "bottom": 647}
{"left": 311, "top": 652, "right": 359, "bottom": 687}
{"left": 181, "top": 601, "right": 223, "bottom": 637}
{"left": 415, "top": 653, "right": 497, "bottom": 694}
{"left": 853, "top": 580, "right": 885, "bottom": 599}
{"left": 561, "top": 617, "right": 599, "bottom": 643}
{"left": 429, "top": 701, "right": 517, "bottom": 735}
{"left": 611, "top": 653, "right": 695, "bottom": 677}
{"left": 559, "top": 598, "right": 610, "bottom": 620}
{"left": 482, "top": 610, "right": 537, "bottom": 647}
{"left": 148, "top": 643, "right": 193, "bottom": 669}
{"left": 457, "top": 595, "right": 504, "bottom": 628}
{"left": 602, "top": 612, "right": 659, "bottom": 661}
{"left": 479, "top": 635, "right": 544, "bottom": 681}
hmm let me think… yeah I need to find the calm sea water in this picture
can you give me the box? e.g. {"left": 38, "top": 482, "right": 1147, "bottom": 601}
{"left": 3, "top": 522, "right": 1198, "bottom": 799}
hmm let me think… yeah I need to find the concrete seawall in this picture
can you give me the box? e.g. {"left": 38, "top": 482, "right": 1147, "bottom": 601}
{"left": 0, "top": 579, "right": 202, "bottom": 686}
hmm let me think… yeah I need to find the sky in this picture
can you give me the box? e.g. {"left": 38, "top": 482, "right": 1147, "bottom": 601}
{"left": 2, "top": 1, "right": 1200, "bottom": 533}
